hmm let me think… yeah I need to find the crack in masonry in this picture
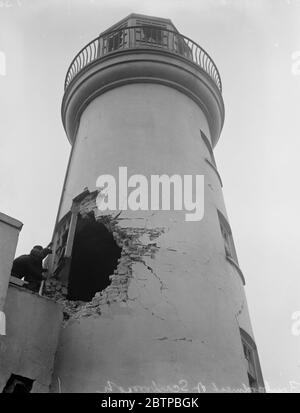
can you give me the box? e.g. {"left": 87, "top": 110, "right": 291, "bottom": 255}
{"left": 163, "top": 295, "right": 189, "bottom": 332}
{"left": 127, "top": 287, "right": 166, "bottom": 322}
{"left": 139, "top": 260, "right": 167, "bottom": 293}
{"left": 120, "top": 297, "right": 168, "bottom": 326}
{"left": 134, "top": 260, "right": 190, "bottom": 329}
{"left": 173, "top": 337, "right": 193, "bottom": 342}
{"left": 135, "top": 258, "right": 189, "bottom": 333}
{"left": 233, "top": 300, "right": 245, "bottom": 334}
{"left": 143, "top": 309, "right": 166, "bottom": 321}
{"left": 155, "top": 337, "right": 193, "bottom": 342}
{"left": 138, "top": 303, "right": 166, "bottom": 321}
{"left": 236, "top": 300, "right": 245, "bottom": 317}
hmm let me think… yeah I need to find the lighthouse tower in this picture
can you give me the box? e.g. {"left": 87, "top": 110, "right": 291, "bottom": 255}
{"left": 48, "top": 14, "right": 264, "bottom": 392}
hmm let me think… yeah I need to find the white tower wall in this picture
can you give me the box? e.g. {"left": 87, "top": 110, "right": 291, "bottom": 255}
{"left": 50, "top": 15, "right": 264, "bottom": 392}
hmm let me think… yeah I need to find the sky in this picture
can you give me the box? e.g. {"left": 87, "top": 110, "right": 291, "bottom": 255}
{"left": 0, "top": 0, "right": 300, "bottom": 392}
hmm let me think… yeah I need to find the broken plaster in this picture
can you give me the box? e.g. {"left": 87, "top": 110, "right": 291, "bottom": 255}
{"left": 44, "top": 190, "right": 166, "bottom": 325}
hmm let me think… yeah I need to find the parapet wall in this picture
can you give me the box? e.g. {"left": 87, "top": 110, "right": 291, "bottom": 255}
{"left": 0, "top": 285, "right": 63, "bottom": 393}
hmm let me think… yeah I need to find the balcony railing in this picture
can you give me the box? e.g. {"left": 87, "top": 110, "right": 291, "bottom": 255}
{"left": 64, "top": 26, "right": 222, "bottom": 93}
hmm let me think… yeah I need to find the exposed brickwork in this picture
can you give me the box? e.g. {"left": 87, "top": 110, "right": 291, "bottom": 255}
{"left": 44, "top": 190, "right": 164, "bottom": 324}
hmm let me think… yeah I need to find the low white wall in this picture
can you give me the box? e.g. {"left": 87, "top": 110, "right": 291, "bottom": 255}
{"left": 0, "top": 212, "right": 23, "bottom": 335}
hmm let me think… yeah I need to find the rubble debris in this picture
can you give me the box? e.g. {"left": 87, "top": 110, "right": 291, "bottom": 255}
{"left": 44, "top": 190, "right": 165, "bottom": 325}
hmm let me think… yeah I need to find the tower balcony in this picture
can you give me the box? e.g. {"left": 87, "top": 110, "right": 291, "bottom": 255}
{"left": 62, "top": 18, "right": 225, "bottom": 147}
{"left": 64, "top": 26, "right": 222, "bottom": 93}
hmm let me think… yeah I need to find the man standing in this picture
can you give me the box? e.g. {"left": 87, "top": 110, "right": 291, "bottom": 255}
{"left": 11, "top": 245, "right": 52, "bottom": 293}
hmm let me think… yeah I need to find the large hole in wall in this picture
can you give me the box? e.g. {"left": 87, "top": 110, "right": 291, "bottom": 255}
{"left": 46, "top": 189, "right": 164, "bottom": 321}
{"left": 67, "top": 213, "right": 122, "bottom": 301}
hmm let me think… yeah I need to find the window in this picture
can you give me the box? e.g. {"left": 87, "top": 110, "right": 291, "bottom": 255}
{"left": 205, "top": 159, "right": 223, "bottom": 187}
{"left": 200, "top": 130, "right": 216, "bottom": 167}
{"left": 141, "top": 26, "right": 163, "bottom": 44}
{"left": 51, "top": 211, "right": 72, "bottom": 278}
{"left": 135, "top": 20, "right": 167, "bottom": 48}
{"left": 217, "top": 209, "right": 238, "bottom": 263}
{"left": 201, "top": 130, "right": 223, "bottom": 187}
{"left": 102, "top": 22, "right": 128, "bottom": 54}
{"left": 106, "top": 30, "right": 126, "bottom": 53}
{"left": 240, "top": 328, "right": 265, "bottom": 393}
{"left": 174, "top": 35, "right": 192, "bottom": 59}
{"left": 243, "top": 343, "right": 256, "bottom": 377}
{"left": 50, "top": 190, "right": 121, "bottom": 301}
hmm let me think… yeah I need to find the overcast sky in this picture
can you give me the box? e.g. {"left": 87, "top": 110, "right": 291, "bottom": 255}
{"left": 0, "top": 0, "right": 300, "bottom": 392}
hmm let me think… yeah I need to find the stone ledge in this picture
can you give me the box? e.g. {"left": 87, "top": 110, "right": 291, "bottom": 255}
{"left": 62, "top": 49, "right": 225, "bottom": 148}
{"left": 0, "top": 212, "right": 23, "bottom": 230}
{"left": 9, "top": 276, "right": 27, "bottom": 287}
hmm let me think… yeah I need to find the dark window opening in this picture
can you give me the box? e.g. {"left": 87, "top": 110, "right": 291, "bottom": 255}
{"left": 104, "top": 23, "right": 128, "bottom": 54}
{"left": 53, "top": 229, "right": 68, "bottom": 277}
{"left": 200, "top": 130, "right": 217, "bottom": 167}
{"left": 135, "top": 19, "right": 166, "bottom": 43}
{"left": 61, "top": 229, "right": 68, "bottom": 245}
{"left": 141, "top": 26, "right": 163, "bottom": 45}
{"left": 217, "top": 209, "right": 238, "bottom": 263}
{"left": 240, "top": 328, "right": 265, "bottom": 393}
{"left": 51, "top": 211, "right": 72, "bottom": 279}
{"left": 248, "top": 373, "right": 259, "bottom": 393}
{"left": 67, "top": 214, "right": 122, "bottom": 302}
{"left": 2, "top": 374, "right": 34, "bottom": 393}
{"left": 107, "top": 31, "right": 125, "bottom": 52}
{"left": 175, "top": 36, "right": 192, "bottom": 59}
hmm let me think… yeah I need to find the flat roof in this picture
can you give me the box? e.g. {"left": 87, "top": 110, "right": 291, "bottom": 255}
{"left": 0, "top": 212, "right": 23, "bottom": 230}
{"left": 100, "top": 13, "right": 178, "bottom": 35}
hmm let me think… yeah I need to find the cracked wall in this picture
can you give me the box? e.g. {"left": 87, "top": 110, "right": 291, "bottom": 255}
{"left": 45, "top": 191, "right": 165, "bottom": 324}
{"left": 49, "top": 188, "right": 255, "bottom": 393}
{"left": 49, "top": 85, "right": 257, "bottom": 393}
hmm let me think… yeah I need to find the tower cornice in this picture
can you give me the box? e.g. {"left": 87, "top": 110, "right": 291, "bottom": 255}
{"left": 62, "top": 48, "right": 224, "bottom": 147}
{"left": 61, "top": 25, "right": 224, "bottom": 147}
